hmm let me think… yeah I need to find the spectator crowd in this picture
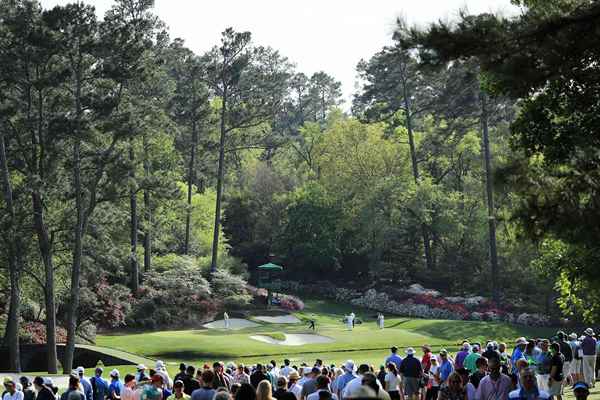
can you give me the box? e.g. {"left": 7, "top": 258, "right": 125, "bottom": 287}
{"left": 3, "top": 329, "right": 599, "bottom": 400}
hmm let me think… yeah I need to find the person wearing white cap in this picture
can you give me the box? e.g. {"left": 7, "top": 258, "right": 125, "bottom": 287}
{"left": 136, "top": 365, "right": 149, "bottom": 383}
{"left": 333, "top": 361, "right": 356, "bottom": 398}
{"left": 76, "top": 367, "right": 93, "bottom": 400}
{"left": 581, "top": 328, "right": 597, "bottom": 387}
{"left": 224, "top": 312, "right": 230, "bottom": 330}
{"left": 155, "top": 361, "right": 172, "bottom": 389}
{"left": 399, "top": 348, "right": 423, "bottom": 400}
{"left": 511, "top": 338, "right": 528, "bottom": 370}
{"left": 109, "top": 369, "right": 123, "bottom": 400}
{"left": 569, "top": 333, "right": 583, "bottom": 382}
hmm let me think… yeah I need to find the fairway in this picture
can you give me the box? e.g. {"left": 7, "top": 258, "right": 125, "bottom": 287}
{"left": 96, "top": 299, "right": 556, "bottom": 367}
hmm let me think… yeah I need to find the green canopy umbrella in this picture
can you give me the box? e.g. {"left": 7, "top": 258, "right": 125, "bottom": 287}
{"left": 257, "top": 262, "right": 283, "bottom": 271}
{"left": 256, "top": 263, "right": 283, "bottom": 308}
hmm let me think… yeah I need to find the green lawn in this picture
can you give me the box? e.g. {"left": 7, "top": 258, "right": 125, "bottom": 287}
{"left": 96, "top": 298, "right": 556, "bottom": 367}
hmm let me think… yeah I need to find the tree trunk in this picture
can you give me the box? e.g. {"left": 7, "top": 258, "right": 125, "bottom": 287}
{"left": 402, "top": 85, "right": 434, "bottom": 270}
{"left": 210, "top": 87, "right": 227, "bottom": 274}
{"left": 480, "top": 91, "right": 500, "bottom": 304}
{"left": 184, "top": 120, "right": 197, "bottom": 255}
{"left": 0, "top": 129, "right": 22, "bottom": 372}
{"left": 31, "top": 192, "right": 58, "bottom": 374}
{"left": 64, "top": 138, "right": 83, "bottom": 374}
{"left": 143, "top": 132, "right": 151, "bottom": 272}
{"left": 129, "top": 142, "right": 139, "bottom": 292}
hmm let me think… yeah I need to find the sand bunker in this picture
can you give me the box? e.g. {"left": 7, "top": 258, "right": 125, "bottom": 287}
{"left": 203, "top": 318, "right": 259, "bottom": 330}
{"left": 250, "top": 333, "right": 334, "bottom": 346}
{"left": 254, "top": 315, "right": 301, "bottom": 324}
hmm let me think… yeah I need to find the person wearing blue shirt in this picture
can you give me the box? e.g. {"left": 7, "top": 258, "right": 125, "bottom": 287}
{"left": 385, "top": 347, "right": 403, "bottom": 371}
{"left": 108, "top": 370, "right": 123, "bottom": 400}
{"left": 77, "top": 367, "right": 93, "bottom": 400}
{"left": 333, "top": 360, "right": 357, "bottom": 397}
{"left": 90, "top": 368, "right": 109, "bottom": 400}
{"left": 512, "top": 338, "right": 528, "bottom": 370}
{"left": 438, "top": 349, "right": 454, "bottom": 384}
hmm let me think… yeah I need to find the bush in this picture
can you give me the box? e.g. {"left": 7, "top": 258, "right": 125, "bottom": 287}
{"left": 210, "top": 270, "right": 252, "bottom": 309}
{"left": 127, "top": 268, "right": 218, "bottom": 328}
{"left": 152, "top": 254, "right": 198, "bottom": 273}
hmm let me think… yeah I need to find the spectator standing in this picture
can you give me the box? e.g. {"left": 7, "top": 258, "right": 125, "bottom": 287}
{"left": 174, "top": 364, "right": 188, "bottom": 384}
{"left": 32, "top": 377, "right": 54, "bottom": 400}
{"left": 455, "top": 344, "right": 470, "bottom": 370}
{"left": 476, "top": 358, "right": 512, "bottom": 400}
{"left": 300, "top": 368, "right": 321, "bottom": 400}
{"left": 281, "top": 360, "right": 294, "bottom": 378}
{"left": 3, "top": 378, "right": 24, "bottom": 400}
{"left": 572, "top": 382, "right": 589, "bottom": 400}
{"left": 438, "top": 350, "right": 455, "bottom": 385}
{"left": 172, "top": 381, "right": 189, "bottom": 400}
{"left": 509, "top": 368, "right": 550, "bottom": 400}
{"left": 421, "top": 346, "right": 433, "bottom": 374}
{"left": 274, "top": 378, "right": 296, "bottom": 400}
{"left": 399, "top": 348, "right": 423, "bottom": 400}
{"left": 256, "top": 381, "right": 274, "bottom": 400}
{"left": 385, "top": 347, "right": 403, "bottom": 371}
{"left": 438, "top": 372, "right": 466, "bottom": 400}
{"left": 61, "top": 376, "right": 85, "bottom": 400}
{"left": 250, "top": 365, "right": 268, "bottom": 389}
{"left": 77, "top": 367, "right": 93, "bottom": 400}
{"left": 182, "top": 367, "right": 200, "bottom": 396}
{"left": 109, "top": 370, "right": 124, "bottom": 400}
{"left": 426, "top": 357, "right": 441, "bottom": 400}
{"left": 287, "top": 372, "right": 303, "bottom": 400}
{"left": 548, "top": 343, "right": 565, "bottom": 400}
{"left": 19, "top": 378, "right": 34, "bottom": 400}
{"left": 191, "top": 370, "right": 215, "bottom": 400}
{"left": 464, "top": 345, "right": 481, "bottom": 375}
{"left": 384, "top": 363, "right": 402, "bottom": 400}
{"left": 536, "top": 340, "right": 553, "bottom": 392}
{"left": 90, "top": 368, "right": 109, "bottom": 400}
{"left": 581, "top": 328, "right": 597, "bottom": 388}
{"left": 306, "top": 376, "right": 338, "bottom": 400}
{"left": 122, "top": 374, "right": 140, "bottom": 400}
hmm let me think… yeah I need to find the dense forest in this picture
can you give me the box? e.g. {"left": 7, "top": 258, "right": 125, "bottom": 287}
{"left": 1, "top": 0, "right": 599, "bottom": 374}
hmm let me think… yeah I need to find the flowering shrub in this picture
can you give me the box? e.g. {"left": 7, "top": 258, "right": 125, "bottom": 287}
{"left": 128, "top": 269, "right": 218, "bottom": 329}
{"left": 267, "top": 280, "right": 552, "bottom": 326}
{"left": 279, "top": 295, "right": 305, "bottom": 311}
{"left": 20, "top": 322, "right": 67, "bottom": 344}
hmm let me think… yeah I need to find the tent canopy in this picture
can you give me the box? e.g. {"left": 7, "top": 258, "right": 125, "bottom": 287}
{"left": 257, "top": 262, "right": 283, "bottom": 271}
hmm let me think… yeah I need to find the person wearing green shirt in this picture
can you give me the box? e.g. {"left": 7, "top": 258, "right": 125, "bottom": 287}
{"left": 464, "top": 344, "right": 482, "bottom": 374}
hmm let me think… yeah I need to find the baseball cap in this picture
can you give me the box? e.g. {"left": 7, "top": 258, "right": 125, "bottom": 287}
{"left": 76, "top": 366, "right": 85, "bottom": 374}
{"left": 137, "top": 364, "right": 146, "bottom": 371}
{"left": 573, "top": 382, "right": 590, "bottom": 392}
{"left": 3, "top": 377, "right": 15, "bottom": 386}
{"left": 439, "top": 349, "right": 448, "bottom": 356}
{"left": 516, "top": 337, "right": 527, "bottom": 345}
{"left": 343, "top": 360, "right": 356, "bottom": 372}
{"left": 110, "top": 369, "right": 120, "bottom": 378}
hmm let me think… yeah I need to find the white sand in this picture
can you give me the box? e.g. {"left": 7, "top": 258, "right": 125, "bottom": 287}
{"left": 203, "top": 318, "right": 260, "bottom": 330}
{"left": 254, "top": 315, "right": 301, "bottom": 324}
{"left": 249, "top": 333, "right": 334, "bottom": 346}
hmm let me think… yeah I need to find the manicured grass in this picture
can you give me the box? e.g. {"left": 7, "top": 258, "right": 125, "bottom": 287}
{"left": 96, "top": 298, "right": 556, "bottom": 367}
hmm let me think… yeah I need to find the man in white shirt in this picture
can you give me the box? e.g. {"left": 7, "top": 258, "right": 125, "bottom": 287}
{"left": 342, "top": 364, "right": 381, "bottom": 398}
{"left": 281, "top": 360, "right": 294, "bottom": 377}
{"left": 288, "top": 371, "right": 303, "bottom": 400}
{"left": 306, "top": 376, "right": 338, "bottom": 400}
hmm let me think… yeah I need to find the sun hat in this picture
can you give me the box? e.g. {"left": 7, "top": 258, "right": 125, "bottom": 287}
{"left": 584, "top": 328, "right": 595, "bottom": 336}
{"left": 422, "top": 344, "right": 431, "bottom": 352}
{"left": 569, "top": 333, "right": 578, "bottom": 340}
{"left": 406, "top": 347, "right": 415, "bottom": 355}
{"left": 288, "top": 371, "right": 300, "bottom": 380}
{"left": 110, "top": 369, "right": 120, "bottom": 378}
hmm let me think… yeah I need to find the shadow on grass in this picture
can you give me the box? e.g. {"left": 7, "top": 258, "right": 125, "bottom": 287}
{"left": 409, "top": 320, "right": 556, "bottom": 342}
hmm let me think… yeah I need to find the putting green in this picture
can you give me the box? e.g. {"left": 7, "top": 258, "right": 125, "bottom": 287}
{"left": 96, "top": 299, "right": 556, "bottom": 367}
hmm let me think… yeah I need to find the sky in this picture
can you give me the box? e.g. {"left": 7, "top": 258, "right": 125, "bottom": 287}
{"left": 40, "top": 0, "right": 518, "bottom": 104}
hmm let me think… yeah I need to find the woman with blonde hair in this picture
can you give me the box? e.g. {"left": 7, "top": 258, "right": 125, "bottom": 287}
{"left": 256, "top": 381, "right": 274, "bottom": 400}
